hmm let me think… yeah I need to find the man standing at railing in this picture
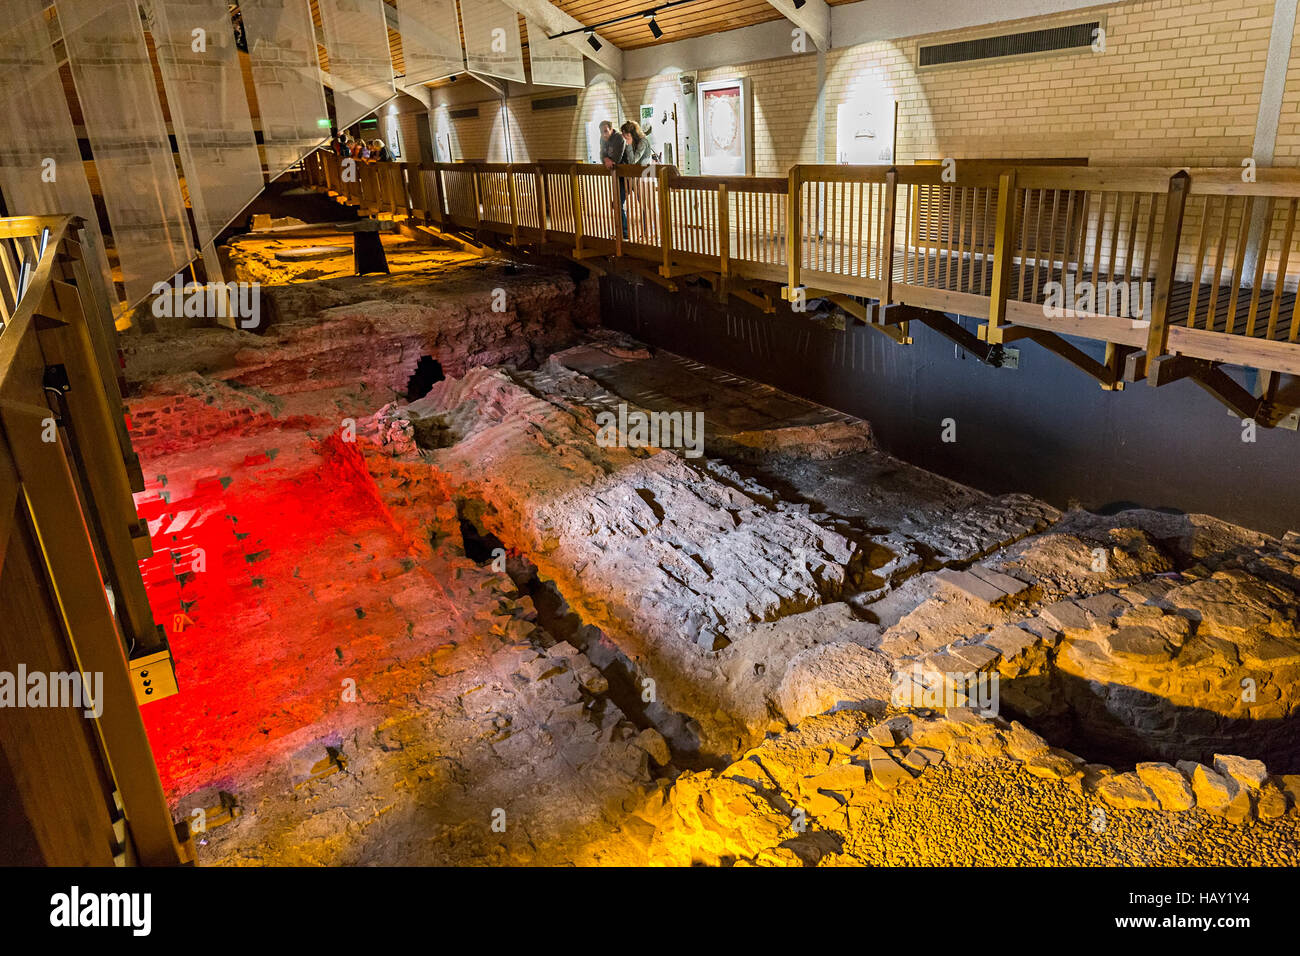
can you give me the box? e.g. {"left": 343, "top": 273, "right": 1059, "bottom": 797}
{"left": 600, "top": 120, "right": 630, "bottom": 239}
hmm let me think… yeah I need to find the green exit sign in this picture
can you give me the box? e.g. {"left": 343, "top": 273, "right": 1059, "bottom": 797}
{"left": 317, "top": 119, "right": 331, "bottom": 128}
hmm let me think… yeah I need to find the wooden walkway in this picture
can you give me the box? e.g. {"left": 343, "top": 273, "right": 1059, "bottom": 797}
{"left": 302, "top": 153, "right": 1300, "bottom": 425}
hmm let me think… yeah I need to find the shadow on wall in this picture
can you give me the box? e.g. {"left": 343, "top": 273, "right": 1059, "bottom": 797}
{"left": 599, "top": 276, "right": 1300, "bottom": 536}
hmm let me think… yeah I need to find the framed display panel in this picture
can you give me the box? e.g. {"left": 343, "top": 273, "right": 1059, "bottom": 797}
{"left": 697, "top": 78, "right": 750, "bottom": 177}
{"left": 835, "top": 95, "right": 896, "bottom": 165}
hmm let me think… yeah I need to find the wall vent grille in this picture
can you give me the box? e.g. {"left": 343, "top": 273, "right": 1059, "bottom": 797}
{"left": 919, "top": 20, "right": 1101, "bottom": 69}
{"left": 532, "top": 94, "right": 578, "bottom": 111}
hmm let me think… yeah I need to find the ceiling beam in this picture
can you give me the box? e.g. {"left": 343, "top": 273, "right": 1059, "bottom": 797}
{"left": 494, "top": 0, "right": 625, "bottom": 78}
{"left": 764, "top": 0, "right": 831, "bottom": 52}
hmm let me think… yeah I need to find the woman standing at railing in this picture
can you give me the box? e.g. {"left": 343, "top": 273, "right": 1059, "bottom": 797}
{"left": 620, "top": 121, "right": 653, "bottom": 165}
{"left": 620, "top": 122, "right": 655, "bottom": 242}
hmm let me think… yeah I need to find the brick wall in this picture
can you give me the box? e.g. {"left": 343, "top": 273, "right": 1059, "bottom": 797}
{"left": 434, "top": 0, "right": 1286, "bottom": 172}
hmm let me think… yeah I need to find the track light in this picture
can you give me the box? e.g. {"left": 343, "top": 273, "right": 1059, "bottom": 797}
{"left": 648, "top": 17, "right": 663, "bottom": 39}
{"left": 587, "top": 30, "right": 602, "bottom": 52}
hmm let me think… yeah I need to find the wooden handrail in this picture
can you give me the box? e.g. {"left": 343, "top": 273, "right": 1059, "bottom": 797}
{"left": 302, "top": 148, "right": 1300, "bottom": 378}
{"left": 0, "top": 213, "right": 191, "bottom": 866}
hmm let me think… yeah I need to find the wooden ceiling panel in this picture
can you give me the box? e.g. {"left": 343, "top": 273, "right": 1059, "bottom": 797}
{"left": 552, "top": 0, "right": 784, "bottom": 51}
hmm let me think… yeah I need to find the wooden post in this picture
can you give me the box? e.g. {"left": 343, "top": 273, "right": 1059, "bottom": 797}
{"left": 658, "top": 165, "right": 672, "bottom": 275}
{"left": 1, "top": 299, "right": 189, "bottom": 866}
{"left": 536, "top": 164, "right": 548, "bottom": 243}
{"left": 988, "top": 169, "right": 1019, "bottom": 332}
{"left": 471, "top": 164, "right": 483, "bottom": 231}
{"left": 787, "top": 166, "right": 803, "bottom": 296}
{"left": 1146, "top": 170, "right": 1191, "bottom": 362}
{"left": 718, "top": 183, "right": 730, "bottom": 279}
{"left": 506, "top": 167, "right": 519, "bottom": 244}
{"left": 37, "top": 279, "right": 162, "bottom": 657}
{"left": 429, "top": 164, "right": 446, "bottom": 225}
{"left": 882, "top": 168, "right": 898, "bottom": 305}
{"left": 612, "top": 165, "right": 623, "bottom": 258}
{"left": 571, "top": 165, "right": 584, "bottom": 256}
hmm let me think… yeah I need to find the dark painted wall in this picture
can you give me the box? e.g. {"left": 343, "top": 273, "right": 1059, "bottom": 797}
{"left": 601, "top": 276, "right": 1300, "bottom": 536}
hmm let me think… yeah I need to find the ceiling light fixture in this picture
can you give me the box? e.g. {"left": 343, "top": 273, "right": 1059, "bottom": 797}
{"left": 547, "top": 0, "right": 699, "bottom": 42}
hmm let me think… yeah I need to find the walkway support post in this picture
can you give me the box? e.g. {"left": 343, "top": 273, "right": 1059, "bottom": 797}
{"left": 786, "top": 165, "right": 803, "bottom": 298}
{"left": 988, "top": 169, "right": 1019, "bottom": 338}
{"left": 718, "top": 183, "right": 730, "bottom": 281}
{"left": 1146, "top": 170, "right": 1191, "bottom": 365}
{"left": 658, "top": 165, "right": 672, "bottom": 276}
{"left": 571, "top": 165, "right": 584, "bottom": 257}
{"left": 535, "top": 164, "right": 548, "bottom": 243}
{"left": 882, "top": 167, "right": 898, "bottom": 306}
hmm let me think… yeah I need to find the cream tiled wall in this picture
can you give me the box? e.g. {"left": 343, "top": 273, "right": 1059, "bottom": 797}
{"left": 437, "top": 0, "right": 1292, "bottom": 173}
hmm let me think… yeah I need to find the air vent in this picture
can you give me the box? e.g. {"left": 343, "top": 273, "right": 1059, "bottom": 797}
{"left": 449, "top": 107, "right": 479, "bottom": 119}
{"left": 532, "top": 94, "right": 578, "bottom": 112}
{"left": 919, "top": 20, "right": 1101, "bottom": 69}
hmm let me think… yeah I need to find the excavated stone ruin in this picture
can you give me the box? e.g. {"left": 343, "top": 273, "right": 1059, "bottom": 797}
{"left": 121, "top": 250, "right": 1300, "bottom": 866}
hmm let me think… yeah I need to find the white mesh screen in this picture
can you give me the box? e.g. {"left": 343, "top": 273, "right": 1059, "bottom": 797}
{"left": 459, "top": 0, "right": 524, "bottom": 84}
{"left": 57, "top": 0, "right": 195, "bottom": 305}
{"left": 148, "top": 0, "right": 265, "bottom": 249}
{"left": 0, "top": 0, "right": 118, "bottom": 312}
{"left": 525, "top": 19, "right": 584, "bottom": 89}
{"left": 396, "top": 0, "right": 463, "bottom": 87}
{"left": 240, "top": 0, "right": 332, "bottom": 178}
{"left": 317, "top": 0, "right": 396, "bottom": 129}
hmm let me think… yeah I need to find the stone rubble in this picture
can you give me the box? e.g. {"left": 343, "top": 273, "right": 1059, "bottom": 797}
{"left": 119, "top": 257, "right": 1300, "bottom": 866}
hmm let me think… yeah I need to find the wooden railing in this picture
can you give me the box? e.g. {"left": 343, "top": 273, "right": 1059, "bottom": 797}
{"left": 301, "top": 150, "right": 1300, "bottom": 382}
{"left": 0, "top": 214, "right": 191, "bottom": 865}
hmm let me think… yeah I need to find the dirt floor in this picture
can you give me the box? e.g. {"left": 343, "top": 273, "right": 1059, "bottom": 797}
{"left": 121, "top": 237, "right": 1300, "bottom": 866}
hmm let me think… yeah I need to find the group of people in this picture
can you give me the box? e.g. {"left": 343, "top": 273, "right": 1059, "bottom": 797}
{"left": 330, "top": 132, "right": 393, "bottom": 163}
{"left": 599, "top": 120, "right": 657, "bottom": 239}
{"left": 599, "top": 120, "right": 655, "bottom": 167}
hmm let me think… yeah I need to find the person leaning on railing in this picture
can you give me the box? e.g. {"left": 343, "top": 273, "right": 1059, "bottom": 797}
{"left": 620, "top": 121, "right": 653, "bottom": 165}
{"left": 620, "top": 121, "right": 655, "bottom": 240}
{"left": 599, "top": 120, "right": 630, "bottom": 238}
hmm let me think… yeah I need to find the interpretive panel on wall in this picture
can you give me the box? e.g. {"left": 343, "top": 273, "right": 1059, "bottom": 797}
{"left": 697, "top": 78, "right": 749, "bottom": 177}
{"left": 835, "top": 94, "right": 896, "bottom": 164}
